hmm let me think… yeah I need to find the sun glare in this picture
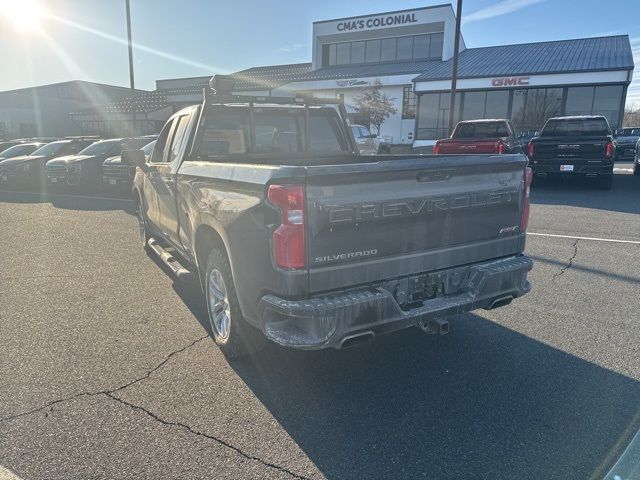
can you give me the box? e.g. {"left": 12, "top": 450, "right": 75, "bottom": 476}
{"left": 0, "top": 0, "right": 45, "bottom": 32}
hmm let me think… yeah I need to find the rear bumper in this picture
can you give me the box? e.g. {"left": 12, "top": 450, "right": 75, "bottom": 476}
{"left": 259, "top": 255, "right": 533, "bottom": 350}
{"left": 530, "top": 161, "right": 613, "bottom": 175}
{"left": 615, "top": 148, "right": 636, "bottom": 160}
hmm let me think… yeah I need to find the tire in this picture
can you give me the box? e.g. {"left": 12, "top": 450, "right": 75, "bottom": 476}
{"left": 135, "top": 191, "right": 151, "bottom": 252}
{"left": 378, "top": 144, "right": 391, "bottom": 154}
{"left": 204, "top": 249, "right": 265, "bottom": 358}
{"left": 597, "top": 174, "right": 613, "bottom": 190}
{"left": 634, "top": 161, "right": 640, "bottom": 177}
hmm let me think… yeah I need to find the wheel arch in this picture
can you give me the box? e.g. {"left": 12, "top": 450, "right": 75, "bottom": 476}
{"left": 194, "top": 224, "right": 228, "bottom": 289}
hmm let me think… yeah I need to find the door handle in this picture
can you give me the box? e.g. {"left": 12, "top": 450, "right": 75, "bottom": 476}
{"left": 162, "top": 178, "right": 175, "bottom": 186}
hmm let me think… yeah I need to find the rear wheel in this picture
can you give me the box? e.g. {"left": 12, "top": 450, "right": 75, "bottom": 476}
{"left": 204, "top": 249, "right": 265, "bottom": 358}
{"left": 597, "top": 174, "right": 613, "bottom": 190}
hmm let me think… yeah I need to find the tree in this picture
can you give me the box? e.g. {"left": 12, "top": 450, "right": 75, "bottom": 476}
{"left": 351, "top": 80, "right": 397, "bottom": 135}
{"left": 623, "top": 106, "right": 640, "bottom": 126}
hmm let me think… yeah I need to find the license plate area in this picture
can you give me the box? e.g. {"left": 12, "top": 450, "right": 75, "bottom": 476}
{"left": 560, "top": 165, "right": 574, "bottom": 172}
{"left": 382, "top": 272, "right": 450, "bottom": 309}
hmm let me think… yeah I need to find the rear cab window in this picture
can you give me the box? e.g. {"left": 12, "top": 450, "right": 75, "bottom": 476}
{"left": 541, "top": 118, "right": 611, "bottom": 137}
{"left": 196, "top": 105, "right": 351, "bottom": 163}
{"left": 453, "top": 121, "right": 510, "bottom": 139}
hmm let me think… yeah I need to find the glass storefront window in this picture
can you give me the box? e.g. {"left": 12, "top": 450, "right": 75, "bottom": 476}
{"left": 336, "top": 43, "right": 350, "bottom": 65}
{"left": 350, "top": 41, "right": 365, "bottom": 64}
{"left": 324, "top": 33, "right": 443, "bottom": 66}
{"left": 565, "top": 87, "right": 594, "bottom": 116}
{"left": 402, "top": 86, "right": 416, "bottom": 119}
{"left": 396, "top": 36, "right": 413, "bottom": 61}
{"left": 416, "top": 92, "right": 460, "bottom": 140}
{"left": 413, "top": 35, "right": 430, "bottom": 59}
{"left": 365, "top": 40, "right": 381, "bottom": 63}
{"left": 592, "top": 85, "right": 623, "bottom": 128}
{"left": 380, "top": 38, "right": 397, "bottom": 62}
{"left": 462, "top": 92, "right": 485, "bottom": 120}
{"left": 328, "top": 44, "right": 336, "bottom": 66}
{"left": 429, "top": 32, "right": 444, "bottom": 59}
{"left": 485, "top": 90, "right": 509, "bottom": 119}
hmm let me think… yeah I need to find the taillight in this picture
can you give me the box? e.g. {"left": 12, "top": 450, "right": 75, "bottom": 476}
{"left": 267, "top": 184, "right": 306, "bottom": 269}
{"left": 527, "top": 142, "right": 535, "bottom": 158}
{"left": 521, "top": 167, "right": 532, "bottom": 232}
{"left": 604, "top": 140, "right": 614, "bottom": 159}
{"left": 433, "top": 142, "right": 441, "bottom": 155}
{"left": 496, "top": 140, "right": 506, "bottom": 154}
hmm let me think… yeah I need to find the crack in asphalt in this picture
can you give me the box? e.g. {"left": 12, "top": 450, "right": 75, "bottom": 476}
{"left": 104, "top": 392, "right": 313, "bottom": 480}
{"left": 553, "top": 239, "right": 580, "bottom": 279}
{"left": 0, "top": 334, "right": 208, "bottom": 423}
{"left": 0, "top": 333, "right": 313, "bottom": 480}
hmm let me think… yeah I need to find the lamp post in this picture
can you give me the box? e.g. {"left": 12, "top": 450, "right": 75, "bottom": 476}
{"left": 448, "top": 0, "right": 463, "bottom": 136}
{"left": 125, "top": 0, "right": 136, "bottom": 135}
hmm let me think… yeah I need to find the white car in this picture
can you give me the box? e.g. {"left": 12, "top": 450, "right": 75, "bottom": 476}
{"left": 351, "top": 125, "right": 391, "bottom": 154}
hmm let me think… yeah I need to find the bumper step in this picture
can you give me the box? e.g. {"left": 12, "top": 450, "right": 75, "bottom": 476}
{"left": 147, "top": 238, "right": 191, "bottom": 280}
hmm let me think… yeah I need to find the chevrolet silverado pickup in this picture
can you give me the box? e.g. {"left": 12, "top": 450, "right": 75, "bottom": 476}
{"left": 124, "top": 76, "right": 533, "bottom": 357}
{"left": 528, "top": 115, "right": 615, "bottom": 189}
{"left": 434, "top": 119, "right": 524, "bottom": 155}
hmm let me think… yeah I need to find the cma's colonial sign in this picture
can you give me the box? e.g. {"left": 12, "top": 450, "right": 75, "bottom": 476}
{"left": 491, "top": 76, "right": 530, "bottom": 87}
{"left": 336, "top": 13, "right": 418, "bottom": 31}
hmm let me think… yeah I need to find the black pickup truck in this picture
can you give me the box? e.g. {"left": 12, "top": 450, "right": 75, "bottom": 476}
{"left": 124, "top": 76, "right": 533, "bottom": 357}
{"left": 527, "top": 115, "right": 615, "bottom": 189}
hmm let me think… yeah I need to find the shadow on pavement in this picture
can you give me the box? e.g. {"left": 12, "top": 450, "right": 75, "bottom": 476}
{"left": 0, "top": 187, "right": 135, "bottom": 215}
{"left": 531, "top": 169, "right": 640, "bottom": 215}
{"left": 166, "top": 270, "right": 640, "bottom": 480}
{"left": 229, "top": 315, "right": 640, "bottom": 480}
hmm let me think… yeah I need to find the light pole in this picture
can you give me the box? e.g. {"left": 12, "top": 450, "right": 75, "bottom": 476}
{"left": 125, "top": 0, "right": 136, "bottom": 135}
{"left": 448, "top": 0, "right": 463, "bottom": 136}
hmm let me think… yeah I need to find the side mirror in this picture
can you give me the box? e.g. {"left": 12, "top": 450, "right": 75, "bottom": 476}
{"left": 368, "top": 133, "right": 378, "bottom": 139}
{"left": 122, "top": 149, "right": 145, "bottom": 167}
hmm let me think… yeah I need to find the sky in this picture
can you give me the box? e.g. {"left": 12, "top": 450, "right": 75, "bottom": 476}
{"left": 0, "top": 0, "right": 638, "bottom": 107}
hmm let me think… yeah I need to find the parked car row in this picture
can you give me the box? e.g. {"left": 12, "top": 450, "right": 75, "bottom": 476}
{"left": 0, "top": 135, "right": 156, "bottom": 192}
{"left": 432, "top": 115, "right": 625, "bottom": 190}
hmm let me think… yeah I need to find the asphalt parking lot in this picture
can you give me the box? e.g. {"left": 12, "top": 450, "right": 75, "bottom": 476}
{"left": 1, "top": 165, "right": 639, "bottom": 480}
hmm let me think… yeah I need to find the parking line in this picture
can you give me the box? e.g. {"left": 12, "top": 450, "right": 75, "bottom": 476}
{"left": 0, "top": 464, "right": 23, "bottom": 480}
{"left": 528, "top": 232, "right": 640, "bottom": 245}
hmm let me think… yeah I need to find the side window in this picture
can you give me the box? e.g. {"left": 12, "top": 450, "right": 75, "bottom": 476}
{"left": 166, "top": 115, "right": 190, "bottom": 164}
{"left": 151, "top": 120, "right": 174, "bottom": 163}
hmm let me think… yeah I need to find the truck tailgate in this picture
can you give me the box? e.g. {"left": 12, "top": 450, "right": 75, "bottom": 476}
{"left": 437, "top": 139, "right": 500, "bottom": 154}
{"left": 533, "top": 136, "right": 608, "bottom": 161}
{"left": 305, "top": 155, "right": 528, "bottom": 293}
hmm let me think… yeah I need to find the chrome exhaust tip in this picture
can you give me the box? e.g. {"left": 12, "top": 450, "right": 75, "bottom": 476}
{"left": 339, "top": 331, "right": 375, "bottom": 349}
{"left": 488, "top": 295, "right": 513, "bottom": 309}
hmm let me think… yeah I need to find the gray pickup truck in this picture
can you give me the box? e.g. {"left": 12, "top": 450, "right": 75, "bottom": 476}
{"left": 124, "top": 76, "right": 533, "bottom": 357}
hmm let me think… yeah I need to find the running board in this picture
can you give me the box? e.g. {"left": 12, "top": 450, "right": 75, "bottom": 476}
{"left": 147, "top": 238, "right": 191, "bottom": 280}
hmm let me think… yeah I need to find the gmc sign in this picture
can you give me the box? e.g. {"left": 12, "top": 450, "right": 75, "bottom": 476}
{"left": 491, "top": 76, "right": 530, "bottom": 87}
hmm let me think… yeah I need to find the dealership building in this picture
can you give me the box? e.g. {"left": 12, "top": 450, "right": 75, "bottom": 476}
{"left": 0, "top": 4, "right": 634, "bottom": 143}
{"left": 201, "top": 3, "right": 633, "bottom": 144}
